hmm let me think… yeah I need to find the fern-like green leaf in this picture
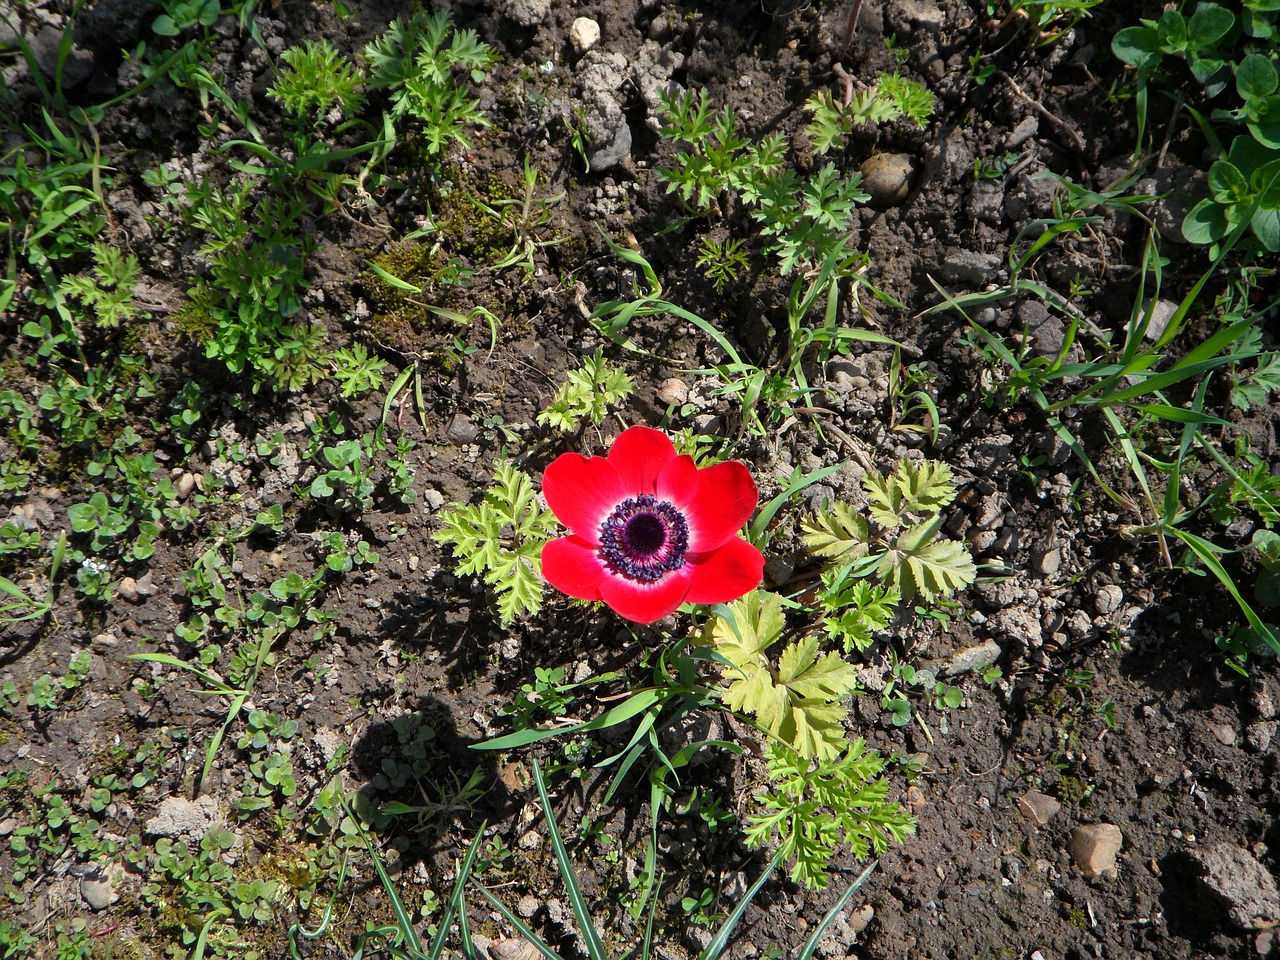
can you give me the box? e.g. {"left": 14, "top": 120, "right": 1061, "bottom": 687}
{"left": 744, "top": 740, "right": 915, "bottom": 890}
{"left": 800, "top": 503, "right": 871, "bottom": 563}
{"left": 884, "top": 517, "right": 976, "bottom": 603}
{"left": 432, "top": 461, "right": 555, "bottom": 625}
{"left": 863, "top": 459, "right": 957, "bottom": 528}
{"left": 720, "top": 632, "right": 860, "bottom": 762}
{"left": 706, "top": 589, "right": 786, "bottom": 669}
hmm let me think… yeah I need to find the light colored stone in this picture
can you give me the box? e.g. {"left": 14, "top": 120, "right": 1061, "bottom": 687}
{"left": 942, "top": 639, "right": 1002, "bottom": 677}
{"left": 516, "top": 894, "right": 541, "bottom": 918}
{"left": 656, "top": 378, "right": 688, "bottom": 406}
{"left": 144, "top": 795, "right": 222, "bottom": 840}
{"left": 569, "top": 17, "right": 600, "bottom": 55}
{"left": 81, "top": 875, "right": 118, "bottom": 911}
{"left": 1068, "top": 823, "right": 1123, "bottom": 878}
{"left": 489, "top": 938, "right": 541, "bottom": 960}
{"left": 1095, "top": 584, "right": 1124, "bottom": 615}
{"left": 1192, "top": 842, "right": 1280, "bottom": 930}
{"left": 1142, "top": 298, "right": 1178, "bottom": 342}
{"left": 174, "top": 472, "right": 196, "bottom": 499}
{"left": 1018, "top": 791, "right": 1062, "bottom": 826}
{"left": 859, "top": 153, "right": 915, "bottom": 207}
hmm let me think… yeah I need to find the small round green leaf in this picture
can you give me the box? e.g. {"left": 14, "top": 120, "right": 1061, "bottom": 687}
{"left": 1182, "top": 198, "right": 1229, "bottom": 244}
{"left": 1111, "top": 27, "right": 1161, "bottom": 68}
{"left": 1251, "top": 205, "right": 1280, "bottom": 251}
{"left": 1238, "top": 54, "right": 1280, "bottom": 101}
{"left": 1188, "top": 4, "right": 1236, "bottom": 46}
{"left": 1208, "top": 159, "right": 1249, "bottom": 202}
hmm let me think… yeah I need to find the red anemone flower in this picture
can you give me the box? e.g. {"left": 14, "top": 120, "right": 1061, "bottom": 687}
{"left": 541, "top": 425, "right": 764, "bottom": 624}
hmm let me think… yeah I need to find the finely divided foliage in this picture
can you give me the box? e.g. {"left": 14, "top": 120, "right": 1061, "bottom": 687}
{"left": 433, "top": 461, "right": 557, "bottom": 625}
{"left": 802, "top": 460, "right": 976, "bottom": 604}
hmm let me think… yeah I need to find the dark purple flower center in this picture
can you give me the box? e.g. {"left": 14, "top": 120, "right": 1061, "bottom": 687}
{"left": 599, "top": 495, "right": 689, "bottom": 582}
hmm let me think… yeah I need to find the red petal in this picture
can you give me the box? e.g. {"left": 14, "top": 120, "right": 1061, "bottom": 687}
{"left": 542, "top": 536, "right": 608, "bottom": 600}
{"left": 599, "top": 569, "right": 692, "bottom": 624}
{"left": 678, "top": 461, "right": 759, "bottom": 551}
{"left": 607, "top": 425, "right": 677, "bottom": 495}
{"left": 683, "top": 537, "right": 765, "bottom": 605}
{"left": 656, "top": 454, "right": 699, "bottom": 504}
{"left": 542, "top": 453, "right": 624, "bottom": 544}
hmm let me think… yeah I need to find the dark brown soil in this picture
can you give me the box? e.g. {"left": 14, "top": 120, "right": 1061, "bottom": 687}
{"left": 2, "top": 0, "right": 1279, "bottom": 958}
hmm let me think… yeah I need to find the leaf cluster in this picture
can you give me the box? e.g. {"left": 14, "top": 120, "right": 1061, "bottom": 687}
{"left": 706, "top": 591, "right": 861, "bottom": 762}
{"left": 655, "top": 88, "right": 785, "bottom": 214}
{"left": 749, "top": 163, "right": 868, "bottom": 276}
{"left": 268, "top": 39, "right": 366, "bottom": 124}
{"left": 363, "top": 11, "right": 499, "bottom": 157}
{"left": 743, "top": 740, "right": 915, "bottom": 890}
{"left": 803, "top": 72, "right": 936, "bottom": 156}
{"left": 537, "top": 348, "right": 635, "bottom": 432}
{"left": 801, "top": 460, "right": 976, "bottom": 603}
{"left": 433, "top": 460, "right": 557, "bottom": 624}
{"left": 56, "top": 241, "right": 140, "bottom": 329}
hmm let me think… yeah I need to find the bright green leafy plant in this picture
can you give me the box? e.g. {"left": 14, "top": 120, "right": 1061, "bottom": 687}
{"left": 705, "top": 590, "right": 861, "bottom": 763}
{"left": 537, "top": 348, "right": 634, "bottom": 432}
{"left": 801, "top": 460, "right": 977, "bottom": 604}
{"left": 433, "top": 460, "right": 558, "bottom": 624}
{"left": 743, "top": 740, "right": 915, "bottom": 890}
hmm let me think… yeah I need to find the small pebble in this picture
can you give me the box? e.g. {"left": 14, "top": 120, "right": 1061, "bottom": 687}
{"left": 1095, "top": 584, "right": 1123, "bottom": 616}
{"left": 569, "top": 17, "right": 600, "bottom": 55}
{"left": 656, "top": 377, "right": 689, "bottom": 406}
{"left": 859, "top": 153, "right": 915, "bottom": 207}
{"left": 1068, "top": 823, "right": 1123, "bottom": 878}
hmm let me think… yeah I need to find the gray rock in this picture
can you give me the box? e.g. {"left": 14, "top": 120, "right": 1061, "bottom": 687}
{"left": 446, "top": 414, "right": 480, "bottom": 444}
{"left": 80, "top": 874, "right": 117, "bottom": 911}
{"left": 1190, "top": 843, "right": 1280, "bottom": 930}
{"left": 577, "top": 51, "right": 632, "bottom": 171}
{"left": 1006, "top": 116, "right": 1039, "bottom": 149}
{"left": 764, "top": 553, "right": 795, "bottom": 587}
{"left": 589, "top": 121, "right": 632, "bottom": 173}
{"left": 887, "top": 0, "right": 944, "bottom": 35}
{"left": 1032, "top": 544, "right": 1062, "bottom": 577}
{"left": 967, "top": 180, "right": 1005, "bottom": 225}
{"left": 967, "top": 433, "right": 1015, "bottom": 473}
{"left": 1068, "top": 823, "right": 1123, "bottom": 878}
{"left": 1141, "top": 298, "right": 1179, "bottom": 342}
{"left": 860, "top": 153, "right": 916, "bottom": 207}
{"left": 1095, "top": 584, "right": 1123, "bottom": 616}
{"left": 1004, "top": 171, "right": 1057, "bottom": 222}
{"left": 30, "top": 25, "right": 96, "bottom": 89}
{"left": 506, "top": 0, "right": 551, "bottom": 27}
{"left": 942, "top": 639, "right": 1002, "bottom": 677}
{"left": 937, "top": 249, "right": 1002, "bottom": 286}
{"left": 144, "top": 795, "right": 222, "bottom": 840}
{"left": 1247, "top": 721, "right": 1277, "bottom": 753}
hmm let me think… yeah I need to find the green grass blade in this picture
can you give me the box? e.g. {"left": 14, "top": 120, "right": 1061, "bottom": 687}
{"left": 428, "top": 824, "right": 488, "bottom": 960}
{"left": 795, "top": 861, "right": 878, "bottom": 960}
{"left": 1170, "top": 528, "right": 1280, "bottom": 655}
{"left": 698, "top": 856, "right": 779, "bottom": 960}
{"left": 532, "top": 760, "right": 610, "bottom": 960}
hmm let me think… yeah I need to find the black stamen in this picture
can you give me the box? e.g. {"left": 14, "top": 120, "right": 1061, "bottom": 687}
{"left": 599, "top": 495, "right": 689, "bottom": 582}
